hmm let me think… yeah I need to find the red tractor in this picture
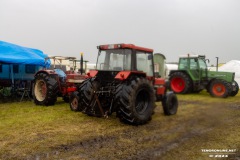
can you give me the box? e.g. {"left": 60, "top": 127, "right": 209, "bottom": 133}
{"left": 33, "top": 56, "right": 86, "bottom": 106}
{"left": 70, "top": 44, "right": 178, "bottom": 125}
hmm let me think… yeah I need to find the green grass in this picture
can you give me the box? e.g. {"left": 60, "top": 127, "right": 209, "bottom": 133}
{"left": 0, "top": 91, "right": 239, "bottom": 159}
{"left": 0, "top": 100, "right": 127, "bottom": 159}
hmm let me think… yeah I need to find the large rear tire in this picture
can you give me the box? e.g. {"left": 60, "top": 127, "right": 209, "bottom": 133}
{"left": 230, "top": 81, "right": 239, "bottom": 96}
{"left": 209, "top": 79, "right": 231, "bottom": 98}
{"left": 162, "top": 92, "right": 178, "bottom": 115}
{"left": 169, "top": 72, "right": 192, "bottom": 94}
{"left": 115, "top": 78, "right": 155, "bottom": 125}
{"left": 33, "top": 73, "right": 58, "bottom": 106}
{"left": 78, "top": 78, "right": 102, "bottom": 117}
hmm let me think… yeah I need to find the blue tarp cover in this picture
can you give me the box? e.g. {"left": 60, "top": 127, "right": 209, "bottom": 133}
{"left": 0, "top": 41, "right": 50, "bottom": 67}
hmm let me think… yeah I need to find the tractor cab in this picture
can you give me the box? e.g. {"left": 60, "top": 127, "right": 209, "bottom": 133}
{"left": 95, "top": 44, "right": 154, "bottom": 77}
{"left": 178, "top": 55, "right": 208, "bottom": 81}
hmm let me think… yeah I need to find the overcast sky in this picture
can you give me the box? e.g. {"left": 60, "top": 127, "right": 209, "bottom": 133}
{"left": 1, "top": 0, "right": 240, "bottom": 65}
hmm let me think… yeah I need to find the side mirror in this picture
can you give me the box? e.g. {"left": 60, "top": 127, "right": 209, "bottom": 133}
{"left": 148, "top": 55, "right": 153, "bottom": 60}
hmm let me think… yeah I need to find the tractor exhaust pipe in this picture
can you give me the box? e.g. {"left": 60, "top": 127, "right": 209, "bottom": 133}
{"left": 216, "top": 57, "right": 219, "bottom": 72}
{"left": 80, "top": 52, "right": 83, "bottom": 75}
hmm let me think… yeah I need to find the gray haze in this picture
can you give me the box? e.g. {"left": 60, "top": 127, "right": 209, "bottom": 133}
{"left": 1, "top": 0, "right": 240, "bottom": 65}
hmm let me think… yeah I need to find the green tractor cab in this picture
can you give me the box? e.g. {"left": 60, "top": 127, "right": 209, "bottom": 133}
{"left": 169, "top": 54, "right": 239, "bottom": 98}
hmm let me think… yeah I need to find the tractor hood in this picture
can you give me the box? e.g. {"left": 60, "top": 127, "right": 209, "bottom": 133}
{"left": 208, "top": 71, "right": 235, "bottom": 82}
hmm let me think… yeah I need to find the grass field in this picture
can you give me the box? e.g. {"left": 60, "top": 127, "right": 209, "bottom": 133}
{"left": 0, "top": 91, "right": 239, "bottom": 160}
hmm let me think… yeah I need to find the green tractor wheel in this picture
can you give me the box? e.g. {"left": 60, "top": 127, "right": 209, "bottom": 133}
{"left": 209, "top": 79, "right": 232, "bottom": 98}
{"left": 169, "top": 72, "right": 192, "bottom": 94}
{"left": 230, "top": 81, "right": 239, "bottom": 96}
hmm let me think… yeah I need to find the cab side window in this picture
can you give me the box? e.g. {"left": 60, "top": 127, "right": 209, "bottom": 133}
{"left": 179, "top": 58, "right": 188, "bottom": 69}
{"left": 190, "top": 59, "right": 198, "bottom": 69}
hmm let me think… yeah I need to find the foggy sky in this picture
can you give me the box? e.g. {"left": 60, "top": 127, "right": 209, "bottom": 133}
{"left": 1, "top": 0, "right": 240, "bottom": 65}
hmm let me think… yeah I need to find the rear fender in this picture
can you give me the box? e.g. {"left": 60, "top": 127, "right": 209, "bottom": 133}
{"left": 115, "top": 71, "right": 146, "bottom": 80}
{"left": 86, "top": 70, "right": 98, "bottom": 78}
{"left": 169, "top": 70, "right": 189, "bottom": 77}
{"left": 34, "top": 70, "right": 58, "bottom": 78}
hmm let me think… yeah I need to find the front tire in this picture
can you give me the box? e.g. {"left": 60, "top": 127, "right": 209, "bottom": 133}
{"left": 162, "top": 92, "right": 178, "bottom": 115}
{"left": 70, "top": 91, "right": 82, "bottom": 112}
{"left": 209, "top": 79, "right": 231, "bottom": 98}
{"left": 230, "top": 81, "right": 239, "bottom": 96}
{"left": 116, "top": 78, "right": 155, "bottom": 125}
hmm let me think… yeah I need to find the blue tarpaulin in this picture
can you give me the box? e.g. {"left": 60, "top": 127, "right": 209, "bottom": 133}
{"left": 0, "top": 40, "right": 50, "bottom": 67}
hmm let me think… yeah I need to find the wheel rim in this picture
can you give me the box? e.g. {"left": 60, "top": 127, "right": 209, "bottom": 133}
{"left": 135, "top": 88, "right": 150, "bottom": 114}
{"left": 71, "top": 97, "right": 78, "bottom": 110}
{"left": 171, "top": 77, "right": 185, "bottom": 93}
{"left": 35, "top": 80, "right": 47, "bottom": 101}
{"left": 212, "top": 83, "right": 226, "bottom": 96}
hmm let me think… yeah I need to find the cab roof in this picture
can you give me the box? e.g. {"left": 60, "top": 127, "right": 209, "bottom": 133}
{"left": 97, "top": 43, "right": 153, "bottom": 53}
{"left": 179, "top": 54, "right": 205, "bottom": 59}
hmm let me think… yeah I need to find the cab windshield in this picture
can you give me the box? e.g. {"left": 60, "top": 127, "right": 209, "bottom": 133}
{"left": 96, "top": 49, "right": 154, "bottom": 76}
{"left": 96, "top": 49, "right": 131, "bottom": 71}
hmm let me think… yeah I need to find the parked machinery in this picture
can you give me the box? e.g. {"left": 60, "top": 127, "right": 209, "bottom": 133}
{"left": 169, "top": 54, "right": 239, "bottom": 97}
{"left": 33, "top": 56, "right": 86, "bottom": 106}
{"left": 70, "top": 44, "right": 178, "bottom": 125}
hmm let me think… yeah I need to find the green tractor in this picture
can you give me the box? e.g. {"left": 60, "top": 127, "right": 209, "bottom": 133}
{"left": 169, "top": 54, "right": 239, "bottom": 98}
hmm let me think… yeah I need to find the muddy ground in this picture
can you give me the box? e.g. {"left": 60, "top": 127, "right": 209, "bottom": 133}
{"left": 0, "top": 94, "right": 240, "bottom": 160}
{"left": 56, "top": 101, "right": 239, "bottom": 160}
